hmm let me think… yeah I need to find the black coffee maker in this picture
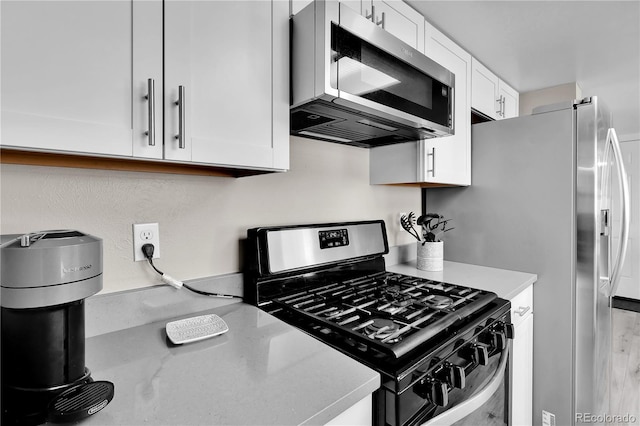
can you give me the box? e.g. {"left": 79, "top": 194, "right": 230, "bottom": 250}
{"left": 1, "top": 230, "right": 114, "bottom": 425}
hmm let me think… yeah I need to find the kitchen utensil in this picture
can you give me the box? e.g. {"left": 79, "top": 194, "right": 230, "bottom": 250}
{"left": 400, "top": 213, "right": 421, "bottom": 241}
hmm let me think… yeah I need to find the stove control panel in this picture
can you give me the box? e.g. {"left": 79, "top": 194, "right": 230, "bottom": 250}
{"left": 318, "top": 229, "right": 349, "bottom": 249}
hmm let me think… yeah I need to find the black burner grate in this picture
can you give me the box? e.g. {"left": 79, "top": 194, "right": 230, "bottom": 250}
{"left": 273, "top": 272, "right": 497, "bottom": 358}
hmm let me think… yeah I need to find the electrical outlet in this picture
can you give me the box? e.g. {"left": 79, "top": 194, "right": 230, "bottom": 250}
{"left": 133, "top": 223, "right": 160, "bottom": 261}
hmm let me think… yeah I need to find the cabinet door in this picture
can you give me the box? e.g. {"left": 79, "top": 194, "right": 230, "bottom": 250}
{"left": 132, "top": 1, "right": 164, "bottom": 159}
{"left": 512, "top": 312, "right": 533, "bottom": 425}
{"left": 344, "top": 1, "right": 423, "bottom": 51}
{"left": 164, "top": 1, "right": 288, "bottom": 170}
{"left": 372, "top": 0, "right": 424, "bottom": 52}
{"left": 1, "top": 1, "right": 162, "bottom": 159}
{"left": 499, "top": 80, "right": 520, "bottom": 119}
{"left": 421, "top": 21, "right": 471, "bottom": 185}
{"left": 471, "top": 58, "right": 500, "bottom": 120}
{"left": 510, "top": 285, "right": 534, "bottom": 426}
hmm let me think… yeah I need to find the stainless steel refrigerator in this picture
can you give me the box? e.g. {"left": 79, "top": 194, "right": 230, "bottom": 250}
{"left": 424, "top": 97, "right": 630, "bottom": 426}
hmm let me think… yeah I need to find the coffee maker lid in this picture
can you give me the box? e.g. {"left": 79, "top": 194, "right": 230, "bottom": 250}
{"left": 1, "top": 230, "right": 103, "bottom": 309}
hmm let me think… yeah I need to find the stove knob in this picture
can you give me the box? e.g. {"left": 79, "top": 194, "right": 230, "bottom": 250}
{"left": 429, "top": 380, "right": 449, "bottom": 407}
{"left": 493, "top": 320, "right": 515, "bottom": 339}
{"left": 447, "top": 364, "right": 466, "bottom": 389}
{"left": 491, "top": 330, "right": 507, "bottom": 351}
{"left": 472, "top": 344, "right": 489, "bottom": 366}
{"left": 414, "top": 378, "right": 449, "bottom": 407}
{"left": 502, "top": 321, "right": 515, "bottom": 339}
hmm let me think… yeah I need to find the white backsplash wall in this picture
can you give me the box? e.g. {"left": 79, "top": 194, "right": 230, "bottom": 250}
{"left": 0, "top": 137, "right": 420, "bottom": 294}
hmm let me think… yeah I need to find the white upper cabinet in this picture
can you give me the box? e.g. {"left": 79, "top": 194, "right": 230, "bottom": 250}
{"left": 370, "top": 0, "right": 425, "bottom": 52}
{"left": 420, "top": 21, "right": 471, "bottom": 186}
{"left": 2, "top": 1, "right": 288, "bottom": 173}
{"left": 499, "top": 81, "right": 520, "bottom": 119}
{"left": 1, "top": 0, "right": 162, "bottom": 159}
{"left": 369, "top": 20, "right": 470, "bottom": 186}
{"left": 326, "top": 0, "right": 425, "bottom": 51}
{"left": 133, "top": 1, "right": 164, "bottom": 160}
{"left": 164, "top": 1, "right": 289, "bottom": 170}
{"left": 471, "top": 58, "right": 519, "bottom": 120}
{"left": 470, "top": 59, "right": 501, "bottom": 120}
{"left": 293, "top": 1, "right": 424, "bottom": 51}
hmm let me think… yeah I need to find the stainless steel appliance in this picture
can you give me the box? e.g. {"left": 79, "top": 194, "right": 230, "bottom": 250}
{"left": 425, "top": 96, "right": 630, "bottom": 425}
{"left": 245, "top": 220, "right": 514, "bottom": 425}
{"left": 1, "top": 230, "right": 115, "bottom": 425}
{"left": 290, "top": 0, "right": 455, "bottom": 147}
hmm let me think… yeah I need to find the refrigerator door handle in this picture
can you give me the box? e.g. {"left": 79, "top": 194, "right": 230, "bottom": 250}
{"left": 607, "top": 128, "right": 631, "bottom": 297}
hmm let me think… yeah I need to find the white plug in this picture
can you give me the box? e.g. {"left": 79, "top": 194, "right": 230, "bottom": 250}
{"left": 161, "top": 274, "right": 183, "bottom": 289}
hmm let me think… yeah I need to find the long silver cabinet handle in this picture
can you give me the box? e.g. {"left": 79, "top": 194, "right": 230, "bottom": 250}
{"left": 496, "top": 95, "right": 505, "bottom": 117}
{"left": 515, "top": 306, "right": 531, "bottom": 316}
{"left": 175, "top": 86, "right": 186, "bottom": 149}
{"left": 377, "top": 12, "right": 385, "bottom": 28}
{"left": 607, "top": 128, "right": 630, "bottom": 297}
{"left": 144, "top": 78, "right": 155, "bottom": 146}
{"left": 427, "top": 147, "right": 436, "bottom": 177}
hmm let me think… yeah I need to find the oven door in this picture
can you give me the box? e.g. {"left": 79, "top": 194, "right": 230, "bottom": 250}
{"left": 330, "top": 4, "right": 454, "bottom": 135}
{"left": 424, "top": 345, "right": 510, "bottom": 426}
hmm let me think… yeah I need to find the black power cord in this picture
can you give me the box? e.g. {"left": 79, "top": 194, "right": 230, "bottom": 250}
{"left": 141, "top": 243, "right": 242, "bottom": 300}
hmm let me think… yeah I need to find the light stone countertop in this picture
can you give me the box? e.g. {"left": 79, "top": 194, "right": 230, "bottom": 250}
{"left": 387, "top": 260, "right": 537, "bottom": 300}
{"left": 77, "top": 252, "right": 534, "bottom": 425}
{"left": 79, "top": 302, "right": 380, "bottom": 425}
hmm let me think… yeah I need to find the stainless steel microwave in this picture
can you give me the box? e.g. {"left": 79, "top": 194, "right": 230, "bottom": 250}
{"left": 290, "top": 0, "right": 455, "bottom": 148}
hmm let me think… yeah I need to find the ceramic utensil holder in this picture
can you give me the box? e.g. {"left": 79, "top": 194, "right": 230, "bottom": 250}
{"left": 417, "top": 241, "right": 443, "bottom": 271}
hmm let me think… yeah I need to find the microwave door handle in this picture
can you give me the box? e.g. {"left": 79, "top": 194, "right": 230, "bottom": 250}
{"left": 423, "top": 345, "right": 509, "bottom": 426}
{"left": 607, "top": 128, "right": 631, "bottom": 297}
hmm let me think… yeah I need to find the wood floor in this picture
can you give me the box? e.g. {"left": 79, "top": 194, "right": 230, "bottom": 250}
{"left": 611, "top": 308, "right": 640, "bottom": 424}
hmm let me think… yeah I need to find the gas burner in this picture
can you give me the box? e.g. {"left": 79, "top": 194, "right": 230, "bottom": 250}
{"left": 392, "top": 298, "right": 414, "bottom": 308}
{"left": 381, "top": 285, "right": 413, "bottom": 307}
{"left": 382, "top": 284, "right": 401, "bottom": 296}
{"left": 430, "top": 295, "right": 454, "bottom": 309}
{"left": 364, "top": 318, "right": 400, "bottom": 341}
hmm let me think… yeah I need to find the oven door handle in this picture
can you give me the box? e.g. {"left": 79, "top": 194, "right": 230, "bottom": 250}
{"left": 423, "top": 345, "right": 509, "bottom": 426}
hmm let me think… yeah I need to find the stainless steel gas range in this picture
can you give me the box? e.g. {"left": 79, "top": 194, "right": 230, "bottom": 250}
{"left": 245, "top": 220, "right": 513, "bottom": 425}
